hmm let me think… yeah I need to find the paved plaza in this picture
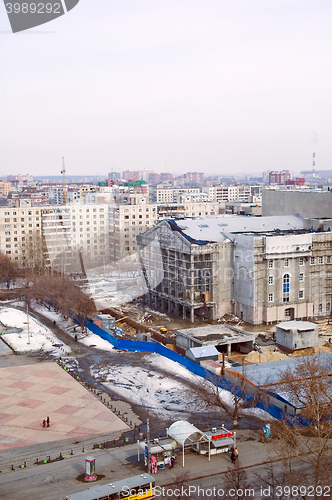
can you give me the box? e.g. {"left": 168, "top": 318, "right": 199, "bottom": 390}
{"left": 0, "top": 356, "right": 128, "bottom": 451}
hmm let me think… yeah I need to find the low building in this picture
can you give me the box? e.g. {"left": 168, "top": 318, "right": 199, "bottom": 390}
{"left": 177, "top": 324, "right": 254, "bottom": 356}
{"left": 185, "top": 345, "right": 220, "bottom": 364}
{"left": 275, "top": 320, "right": 318, "bottom": 352}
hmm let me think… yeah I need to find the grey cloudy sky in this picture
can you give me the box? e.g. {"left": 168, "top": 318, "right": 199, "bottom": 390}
{"left": 0, "top": 0, "right": 331, "bottom": 178}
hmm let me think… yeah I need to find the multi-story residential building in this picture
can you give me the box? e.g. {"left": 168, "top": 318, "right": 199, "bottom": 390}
{"left": 155, "top": 188, "right": 200, "bottom": 204}
{"left": 268, "top": 170, "right": 291, "bottom": 185}
{"left": 0, "top": 202, "right": 110, "bottom": 273}
{"left": 202, "top": 184, "right": 256, "bottom": 202}
{"left": 0, "top": 181, "right": 12, "bottom": 197}
{"left": 137, "top": 215, "right": 332, "bottom": 325}
{"left": 109, "top": 200, "right": 158, "bottom": 261}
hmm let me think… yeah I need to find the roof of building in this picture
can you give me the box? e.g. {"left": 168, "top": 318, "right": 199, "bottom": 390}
{"left": 171, "top": 215, "right": 304, "bottom": 243}
{"left": 226, "top": 352, "right": 332, "bottom": 387}
{"left": 276, "top": 320, "right": 318, "bottom": 331}
{"left": 178, "top": 324, "right": 255, "bottom": 345}
{"left": 168, "top": 420, "right": 209, "bottom": 446}
{"left": 186, "top": 345, "right": 220, "bottom": 359}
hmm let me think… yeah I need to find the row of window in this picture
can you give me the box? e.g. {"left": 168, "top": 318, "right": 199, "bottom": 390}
{"left": 268, "top": 273, "right": 305, "bottom": 285}
{"left": 268, "top": 292, "right": 331, "bottom": 311}
{"left": 268, "top": 256, "right": 331, "bottom": 268}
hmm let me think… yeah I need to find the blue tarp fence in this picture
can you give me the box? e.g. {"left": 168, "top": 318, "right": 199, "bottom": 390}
{"left": 87, "top": 320, "right": 284, "bottom": 420}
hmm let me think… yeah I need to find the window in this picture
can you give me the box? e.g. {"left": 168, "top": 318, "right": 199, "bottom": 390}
{"left": 268, "top": 260, "right": 273, "bottom": 269}
{"left": 326, "top": 303, "right": 330, "bottom": 313}
{"left": 318, "top": 256, "right": 323, "bottom": 264}
{"left": 310, "top": 257, "right": 315, "bottom": 265}
{"left": 268, "top": 276, "right": 273, "bottom": 285}
{"left": 299, "top": 257, "right": 304, "bottom": 266}
{"left": 284, "top": 258, "right": 289, "bottom": 267}
{"left": 268, "top": 293, "right": 274, "bottom": 302}
{"left": 299, "top": 273, "right": 304, "bottom": 282}
{"left": 318, "top": 304, "right": 322, "bottom": 313}
{"left": 327, "top": 256, "right": 331, "bottom": 264}
{"left": 299, "top": 290, "right": 304, "bottom": 299}
{"left": 285, "top": 308, "right": 291, "bottom": 318}
{"left": 283, "top": 274, "right": 290, "bottom": 293}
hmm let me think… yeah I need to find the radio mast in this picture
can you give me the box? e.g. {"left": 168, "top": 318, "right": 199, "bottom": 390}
{"left": 61, "top": 157, "right": 66, "bottom": 205}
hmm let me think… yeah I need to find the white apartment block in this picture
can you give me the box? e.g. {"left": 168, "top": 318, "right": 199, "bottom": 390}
{"left": 156, "top": 188, "right": 200, "bottom": 204}
{"left": 109, "top": 201, "right": 158, "bottom": 261}
{"left": 202, "top": 185, "right": 253, "bottom": 202}
{"left": 0, "top": 203, "right": 110, "bottom": 274}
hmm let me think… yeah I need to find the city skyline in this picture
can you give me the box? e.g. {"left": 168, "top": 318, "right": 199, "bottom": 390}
{"left": 1, "top": 1, "right": 332, "bottom": 177}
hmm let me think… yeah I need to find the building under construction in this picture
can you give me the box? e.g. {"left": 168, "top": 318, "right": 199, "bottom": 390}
{"left": 137, "top": 215, "right": 332, "bottom": 325}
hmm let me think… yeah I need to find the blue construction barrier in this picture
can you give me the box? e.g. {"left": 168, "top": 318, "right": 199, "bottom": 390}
{"left": 86, "top": 320, "right": 285, "bottom": 420}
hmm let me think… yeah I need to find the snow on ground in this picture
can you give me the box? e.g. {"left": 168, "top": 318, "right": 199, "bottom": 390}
{"left": 79, "top": 332, "right": 114, "bottom": 351}
{"left": 94, "top": 354, "right": 207, "bottom": 420}
{"left": 0, "top": 307, "right": 70, "bottom": 355}
{"left": 93, "top": 352, "right": 273, "bottom": 422}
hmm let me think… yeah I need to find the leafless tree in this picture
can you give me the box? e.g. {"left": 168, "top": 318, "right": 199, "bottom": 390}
{"left": 271, "top": 354, "right": 332, "bottom": 498}
{"left": 0, "top": 253, "right": 19, "bottom": 288}
{"left": 223, "top": 461, "right": 252, "bottom": 500}
{"left": 28, "top": 275, "right": 96, "bottom": 327}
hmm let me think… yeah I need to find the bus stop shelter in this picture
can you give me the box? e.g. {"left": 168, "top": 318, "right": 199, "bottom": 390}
{"left": 167, "top": 420, "right": 211, "bottom": 467}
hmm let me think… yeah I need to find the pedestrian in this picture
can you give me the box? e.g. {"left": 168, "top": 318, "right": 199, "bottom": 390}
{"left": 42, "top": 419, "right": 46, "bottom": 428}
{"left": 171, "top": 456, "right": 175, "bottom": 468}
{"left": 168, "top": 456, "right": 172, "bottom": 469}
{"left": 47, "top": 416, "right": 50, "bottom": 428}
{"left": 230, "top": 446, "right": 236, "bottom": 463}
{"left": 234, "top": 447, "right": 238, "bottom": 461}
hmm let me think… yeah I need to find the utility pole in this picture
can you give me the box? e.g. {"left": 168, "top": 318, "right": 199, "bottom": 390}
{"left": 146, "top": 408, "right": 150, "bottom": 473}
{"left": 26, "top": 303, "right": 30, "bottom": 344}
{"left": 61, "top": 157, "right": 66, "bottom": 205}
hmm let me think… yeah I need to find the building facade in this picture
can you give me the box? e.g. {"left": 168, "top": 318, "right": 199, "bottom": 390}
{"left": 137, "top": 215, "right": 332, "bottom": 325}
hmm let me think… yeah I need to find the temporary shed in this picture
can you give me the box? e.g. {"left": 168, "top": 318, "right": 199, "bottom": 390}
{"left": 185, "top": 345, "right": 219, "bottom": 364}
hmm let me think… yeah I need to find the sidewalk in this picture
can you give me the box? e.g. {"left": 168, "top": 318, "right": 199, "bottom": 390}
{"left": 0, "top": 429, "right": 275, "bottom": 500}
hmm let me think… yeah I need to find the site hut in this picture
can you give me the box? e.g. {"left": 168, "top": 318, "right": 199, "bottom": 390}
{"left": 93, "top": 314, "right": 116, "bottom": 332}
{"left": 185, "top": 345, "right": 220, "bottom": 364}
{"left": 176, "top": 324, "right": 254, "bottom": 358}
{"left": 224, "top": 352, "right": 332, "bottom": 415}
{"left": 275, "top": 320, "right": 319, "bottom": 353}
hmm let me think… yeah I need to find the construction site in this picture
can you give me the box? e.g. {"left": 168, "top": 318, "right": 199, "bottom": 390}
{"left": 137, "top": 215, "right": 332, "bottom": 325}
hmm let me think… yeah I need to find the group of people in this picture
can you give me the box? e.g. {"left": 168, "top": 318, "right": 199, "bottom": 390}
{"left": 42, "top": 416, "right": 50, "bottom": 428}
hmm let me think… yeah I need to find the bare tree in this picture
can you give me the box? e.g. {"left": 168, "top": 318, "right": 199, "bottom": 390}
{"left": 0, "top": 253, "right": 19, "bottom": 288}
{"left": 271, "top": 354, "right": 332, "bottom": 498}
{"left": 28, "top": 275, "right": 96, "bottom": 326}
{"left": 223, "top": 462, "right": 252, "bottom": 500}
{"left": 199, "top": 363, "right": 251, "bottom": 427}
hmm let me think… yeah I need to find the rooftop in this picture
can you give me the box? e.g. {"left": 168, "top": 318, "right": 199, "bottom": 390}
{"left": 172, "top": 215, "right": 304, "bottom": 243}
{"left": 277, "top": 320, "right": 318, "bottom": 331}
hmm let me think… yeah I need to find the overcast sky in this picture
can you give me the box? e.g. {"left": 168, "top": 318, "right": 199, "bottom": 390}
{"left": 0, "top": 1, "right": 331, "bottom": 178}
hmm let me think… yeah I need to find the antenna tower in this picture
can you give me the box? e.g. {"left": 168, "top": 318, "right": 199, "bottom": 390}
{"left": 61, "top": 157, "right": 66, "bottom": 205}
{"left": 313, "top": 152, "right": 316, "bottom": 177}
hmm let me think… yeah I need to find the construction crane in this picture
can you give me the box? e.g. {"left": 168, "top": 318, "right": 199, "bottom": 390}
{"left": 61, "top": 157, "right": 66, "bottom": 205}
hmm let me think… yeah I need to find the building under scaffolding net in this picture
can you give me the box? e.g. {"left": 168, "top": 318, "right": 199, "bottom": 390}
{"left": 137, "top": 215, "right": 332, "bottom": 325}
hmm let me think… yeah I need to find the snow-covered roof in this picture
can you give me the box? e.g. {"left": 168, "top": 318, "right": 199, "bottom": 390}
{"left": 172, "top": 215, "right": 304, "bottom": 243}
{"left": 276, "top": 320, "right": 317, "bottom": 331}
{"left": 186, "top": 346, "right": 219, "bottom": 359}
{"left": 227, "top": 352, "right": 332, "bottom": 387}
{"left": 168, "top": 420, "right": 209, "bottom": 446}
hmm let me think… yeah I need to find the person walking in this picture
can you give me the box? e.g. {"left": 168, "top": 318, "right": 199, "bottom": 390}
{"left": 42, "top": 419, "right": 46, "bottom": 428}
{"left": 46, "top": 416, "right": 50, "bottom": 428}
